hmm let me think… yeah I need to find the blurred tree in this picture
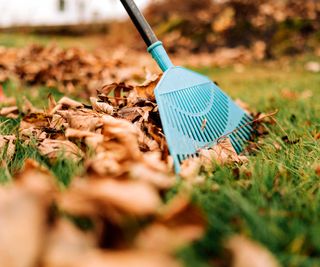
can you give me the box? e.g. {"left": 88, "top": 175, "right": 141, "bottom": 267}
{"left": 58, "top": 0, "right": 66, "bottom": 12}
{"left": 144, "top": 0, "right": 320, "bottom": 57}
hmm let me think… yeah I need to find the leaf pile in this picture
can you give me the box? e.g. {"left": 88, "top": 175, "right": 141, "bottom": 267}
{"left": 0, "top": 159, "right": 205, "bottom": 267}
{"left": 145, "top": 0, "right": 320, "bottom": 57}
{"left": 0, "top": 80, "right": 209, "bottom": 266}
{"left": 0, "top": 45, "right": 151, "bottom": 97}
{"left": 0, "top": 76, "right": 274, "bottom": 182}
{"left": 0, "top": 73, "right": 282, "bottom": 266}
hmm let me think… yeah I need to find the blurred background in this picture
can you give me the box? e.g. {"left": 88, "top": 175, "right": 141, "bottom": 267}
{"left": 0, "top": 0, "right": 319, "bottom": 98}
{"left": 0, "top": 2, "right": 320, "bottom": 267}
{"left": 1, "top": 0, "right": 319, "bottom": 56}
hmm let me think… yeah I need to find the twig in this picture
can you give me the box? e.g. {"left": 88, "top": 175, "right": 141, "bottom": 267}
{"left": 216, "top": 110, "right": 279, "bottom": 144}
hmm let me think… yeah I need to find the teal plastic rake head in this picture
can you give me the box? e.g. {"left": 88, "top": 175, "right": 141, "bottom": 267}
{"left": 121, "top": 0, "right": 253, "bottom": 173}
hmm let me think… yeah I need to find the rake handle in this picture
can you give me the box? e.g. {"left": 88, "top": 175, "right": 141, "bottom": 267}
{"left": 120, "top": 0, "right": 158, "bottom": 47}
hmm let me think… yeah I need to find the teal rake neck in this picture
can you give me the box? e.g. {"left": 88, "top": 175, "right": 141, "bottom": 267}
{"left": 147, "top": 41, "right": 174, "bottom": 72}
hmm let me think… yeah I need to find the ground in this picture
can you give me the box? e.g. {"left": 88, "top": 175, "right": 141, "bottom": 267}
{"left": 0, "top": 34, "right": 319, "bottom": 266}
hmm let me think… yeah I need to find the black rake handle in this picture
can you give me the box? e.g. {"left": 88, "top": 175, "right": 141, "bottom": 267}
{"left": 120, "top": 0, "right": 158, "bottom": 47}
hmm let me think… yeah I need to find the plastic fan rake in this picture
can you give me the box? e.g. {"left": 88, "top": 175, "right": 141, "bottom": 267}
{"left": 120, "top": 0, "right": 253, "bottom": 173}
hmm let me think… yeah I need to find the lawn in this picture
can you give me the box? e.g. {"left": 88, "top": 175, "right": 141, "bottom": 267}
{"left": 1, "top": 49, "right": 320, "bottom": 266}
{"left": 183, "top": 59, "right": 320, "bottom": 267}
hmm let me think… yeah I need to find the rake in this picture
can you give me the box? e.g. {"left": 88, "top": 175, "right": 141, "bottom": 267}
{"left": 120, "top": 0, "right": 253, "bottom": 173}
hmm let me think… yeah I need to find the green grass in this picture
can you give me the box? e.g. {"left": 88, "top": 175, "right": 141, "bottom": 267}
{"left": 180, "top": 59, "right": 320, "bottom": 267}
{"left": 0, "top": 56, "right": 320, "bottom": 266}
{"left": 0, "top": 32, "right": 103, "bottom": 50}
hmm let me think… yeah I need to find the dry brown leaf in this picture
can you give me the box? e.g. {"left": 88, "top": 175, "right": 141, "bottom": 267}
{"left": 20, "top": 113, "right": 51, "bottom": 132}
{"left": 158, "top": 195, "right": 206, "bottom": 228}
{"left": 136, "top": 126, "right": 161, "bottom": 152}
{"left": 90, "top": 97, "right": 114, "bottom": 115}
{"left": 38, "top": 139, "right": 84, "bottom": 161}
{"left": 98, "top": 82, "right": 133, "bottom": 100}
{"left": 180, "top": 138, "right": 247, "bottom": 178}
{"left": 47, "top": 93, "right": 57, "bottom": 115}
{"left": 305, "top": 61, "right": 320, "bottom": 73}
{"left": 15, "top": 159, "right": 57, "bottom": 200}
{"left": 65, "top": 178, "right": 162, "bottom": 216}
{"left": 226, "top": 235, "right": 280, "bottom": 267}
{"left": 56, "top": 109, "right": 104, "bottom": 132}
{"left": 0, "top": 135, "right": 16, "bottom": 160}
{"left": 43, "top": 219, "right": 97, "bottom": 267}
{"left": 118, "top": 107, "right": 144, "bottom": 122}
{"left": 130, "top": 195, "right": 206, "bottom": 252}
{"left": 77, "top": 250, "right": 181, "bottom": 267}
{"left": 97, "top": 82, "right": 134, "bottom": 107}
{"left": 57, "top": 188, "right": 101, "bottom": 218}
{"left": 281, "top": 89, "right": 312, "bottom": 101}
{"left": 212, "top": 7, "right": 235, "bottom": 32}
{"left": 65, "top": 128, "right": 104, "bottom": 150}
{"left": 0, "top": 106, "right": 19, "bottom": 118}
{"left": 86, "top": 151, "right": 128, "bottom": 177}
{"left": 21, "top": 97, "right": 42, "bottom": 114}
{"left": 200, "top": 138, "right": 248, "bottom": 166}
{"left": 300, "top": 90, "right": 313, "bottom": 99}
{"left": 102, "top": 116, "right": 141, "bottom": 160}
{"left": 135, "top": 222, "right": 203, "bottom": 253}
{"left": 130, "top": 152, "right": 174, "bottom": 189}
{"left": 252, "top": 41, "right": 267, "bottom": 60}
{"left": 201, "top": 118, "right": 207, "bottom": 131}
{"left": 179, "top": 157, "right": 202, "bottom": 180}
{"left": 87, "top": 179, "right": 162, "bottom": 216}
{"left": 0, "top": 186, "right": 48, "bottom": 267}
{"left": 52, "top": 96, "right": 84, "bottom": 114}
{"left": 134, "top": 74, "right": 161, "bottom": 102}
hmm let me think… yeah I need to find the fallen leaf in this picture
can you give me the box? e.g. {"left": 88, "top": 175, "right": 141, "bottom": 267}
{"left": 98, "top": 82, "right": 133, "bottom": 106}
{"left": 179, "top": 157, "right": 202, "bottom": 180}
{"left": 38, "top": 139, "right": 84, "bottom": 161}
{"left": 201, "top": 118, "right": 207, "bottom": 131}
{"left": 130, "top": 152, "right": 174, "bottom": 189}
{"left": 225, "top": 235, "right": 280, "bottom": 267}
{"left": 21, "top": 97, "right": 42, "bottom": 114}
{"left": 135, "top": 222, "right": 204, "bottom": 253}
{"left": 77, "top": 250, "right": 181, "bottom": 267}
{"left": 0, "top": 106, "right": 19, "bottom": 118}
{"left": 281, "top": 135, "right": 300, "bottom": 145}
{"left": 63, "top": 178, "right": 162, "bottom": 216}
{"left": 200, "top": 138, "right": 248, "bottom": 166}
{"left": 0, "top": 186, "right": 48, "bottom": 267}
{"left": 20, "top": 112, "right": 51, "bottom": 131}
{"left": 0, "top": 135, "right": 16, "bottom": 160}
{"left": 281, "top": 89, "right": 313, "bottom": 100}
{"left": 56, "top": 109, "right": 104, "bottom": 132}
{"left": 212, "top": 7, "right": 235, "bottom": 33}
{"left": 134, "top": 74, "right": 161, "bottom": 102}
{"left": 305, "top": 61, "right": 320, "bottom": 73}
{"left": 101, "top": 116, "right": 141, "bottom": 160}
{"left": 158, "top": 195, "right": 206, "bottom": 228}
{"left": 273, "top": 142, "right": 281, "bottom": 151}
{"left": 65, "top": 128, "right": 104, "bottom": 150}
{"left": 281, "top": 89, "right": 298, "bottom": 100}
{"left": 43, "top": 219, "right": 97, "bottom": 267}
{"left": 52, "top": 96, "right": 84, "bottom": 113}
{"left": 47, "top": 93, "right": 57, "bottom": 115}
{"left": 90, "top": 97, "right": 114, "bottom": 115}
{"left": 15, "top": 159, "right": 58, "bottom": 201}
